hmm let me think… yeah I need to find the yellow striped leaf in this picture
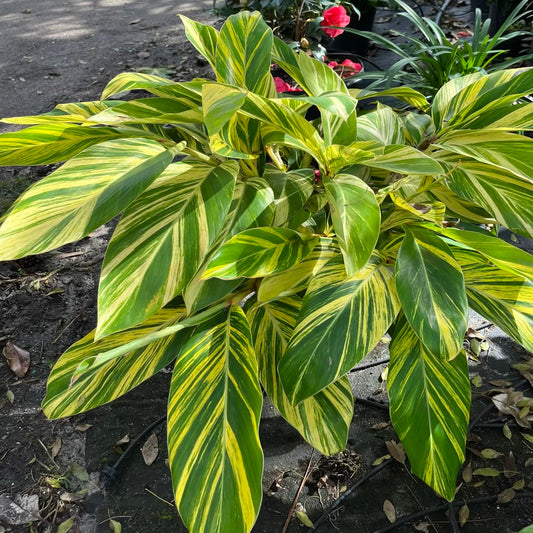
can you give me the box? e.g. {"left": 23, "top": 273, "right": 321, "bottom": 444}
{"left": 395, "top": 226, "right": 468, "bottom": 359}
{"left": 216, "top": 11, "right": 275, "bottom": 97}
{"left": 0, "top": 138, "right": 172, "bottom": 260}
{"left": 439, "top": 155, "right": 533, "bottom": 237}
{"left": 454, "top": 249, "right": 533, "bottom": 352}
{"left": 326, "top": 173, "right": 380, "bottom": 275}
{"left": 248, "top": 296, "right": 353, "bottom": 455}
{"left": 435, "top": 131, "right": 533, "bottom": 183}
{"left": 203, "top": 227, "right": 318, "bottom": 280}
{"left": 355, "top": 86, "right": 429, "bottom": 111}
{"left": 357, "top": 105, "right": 405, "bottom": 145}
{"left": 363, "top": 145, "right": 443, "bottom": 175}
{"left": 184, "top": 177, "right": 275, "bottom": 314}
{"left": 388, "top": 315, "right": 470, "bottom": 501}
{"left": 2, "top": 101, "right": 121, "bottom": 125}
{"left": 257, "top": 237, "right": 340, "bottom": 303}
{"left": 444, "top": 228, "right": 533, "bottom": 281}
{"left": 0, "top": 123, "right": 127, "bottom": 165}
{"left": 381, "top": 193, "right": 445, "bottom": 232}
{"left": 167, "top": 305, "right": 263, "bottom": 533}
{"left": 88, "top": 97, "right": 203, "bottom": 125}
{"left": 179, "top": 15, "right": 219, "bottom": 70}
{"left": 97, "top": 160, "right": 238, "bottom": 337}
{"left": 101, "top": 72, "right": 203, "bottom": 103}
{"left": 280, "top": 253, "right": 400, "bottom": 404}
{"left": 42, "top": 304, "right": 189, "bottom": 418}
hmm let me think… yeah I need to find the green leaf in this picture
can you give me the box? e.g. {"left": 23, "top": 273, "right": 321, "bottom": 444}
{"left": 280, "top": 253, "right": 400, "bottom": 404}
{"left": 179, "top": 15, "right": 219, "bottom": 70}
{"left": 0, "top": 123, "right": 126, "bottom": 166}
{"left": 454, "top": 248, "right": 533, "bottom": 352}
{"left": 203, "top": 227, "right": 318, "bottom": 280}
{"left": 356, "top": 105, "right": 405, "bottom": 145}
{"left": 97, "top": 160, "right": 237, "bottom": 337}
{"left": 167, "top": 305, "right": 263, "bottom": 533}
{"left": 444, "top": 228, "right": 533, "bottom": 281}
{"left": 388, "top": 315, "right": 470, "bottom": 501}
{"left": 355, "top": 86, "right": 429, "bottom": 111}
{"left": 184, "top": 177, "right": 275, "bottom": 313}
{"left": 101, "top": 72, "right": 203, "bottom": 103}
{"left": 42, "top": 305, "right": 190, "bottom": 418}
{"left": 326, "top": 173, "right": 380, "bottom": 275}
{"left": 395, "top": 227, "right": 468, "bottom": 359}
{"left": 216, "top": 11, "right": 274, "bottom": 97}
{"left": 258, "top": 237, "right": 339, "bottom": 303}
{"left": 435, "top": 131, "right": 533, "bottom": 183}
{"left": 0, "top": 138, "right": 172, "bottom": 260}
{"left": 440, "top": 156, "right": 533, "bottom": 238}
{"left": 363, "top": 145, "right": 443, "bottom": 175}
{"left": 248, "top": 296, "right": 353, "bottom": 455}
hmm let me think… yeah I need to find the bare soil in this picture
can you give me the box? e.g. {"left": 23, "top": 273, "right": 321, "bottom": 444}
{"left": 1, "top": 1, "right": 532, "bottom": 532}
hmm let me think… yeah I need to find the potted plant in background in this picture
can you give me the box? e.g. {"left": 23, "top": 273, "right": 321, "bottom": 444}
{"left": 0, "top": 11, "right": 531, "bottom": 533}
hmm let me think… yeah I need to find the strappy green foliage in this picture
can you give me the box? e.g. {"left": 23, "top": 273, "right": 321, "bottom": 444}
{"left": 0, "top": 11, "right": 531, "bottom": 533}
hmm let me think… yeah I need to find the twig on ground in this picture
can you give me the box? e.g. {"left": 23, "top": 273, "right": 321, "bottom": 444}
{"left": 281, "top": 450, "right": 315, "bottom": 533}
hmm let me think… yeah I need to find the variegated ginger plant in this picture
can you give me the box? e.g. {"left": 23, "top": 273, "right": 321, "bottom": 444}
{"left": 0, "top": 11, "right": 532, "bottom": 533}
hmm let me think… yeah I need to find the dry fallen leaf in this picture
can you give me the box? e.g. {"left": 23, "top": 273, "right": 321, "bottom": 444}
{"left": 526, "top": 457, "right": 533, "bottom": 468}
{"left": 462, "top": 463, "right": 472, "bottom": 483}
{"left": 504, "top": 451, "right": 516, "bottom": 479}
{"left": 497, "top": 488, "right": 516, "bottom": 504}
{"left": 473, "top": 467, "right": 500, "bottom": 477}
{"left": 115, "top": 434, "right": 130, "bottom": 446}
{"left": 60, "top": 491, "right": 86, "bottom": 502}
{"left": 3, "top": 342, "right": 30, "bottom": 377}
{"left": 513, "top": 478, "right": 525, "bottom": 490}
{"left": 371, "top": 422, "right": 390, "bottom": 431}
{"left": 50, "top": 437, "right": 62, "bottom": 460}
{"left": 481, "top": 448, "right": 504, "bottom": 460}
{"left": 142, "top": 433, "right": 159, "bottom": 466}
{"left": 471, "top": 375, "right": 483, "bottom": 388}
{"left": 492, "top": 392, "right": 531, "bottom": 428}
{"left": 386, "top": 440, "right": 406, "bottom": 465}
{"left": 458, "top": 503, "right": 470, "bottom": 526}
{"left": 503, "top": 423, "right": 512, "bottom": 440}
{"left": 383, "top": 499, "right": 396, "bottom": 523}
{"left": 74, "top": 423, "right": 93, "bottom": 432}
{"left": 6, "top": 389, "right": 14, "bottom": 404}
{"left": 413, "top": 521, "right": 430, "bottom": 532}
{"left": 372, "top": 454, "right": 391, "bottom": 466}
{"left": 295, "top": 503, "right": 314, "bottom": 528}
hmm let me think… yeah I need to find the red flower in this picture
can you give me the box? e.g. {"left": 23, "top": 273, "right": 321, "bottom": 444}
{"left": 273, "top": 76, "right": 301, "bottom": 93}
{"left": 326, "top": 58, "right": 363, "bottom": 77}
{"left": 321, "top": 6, "right": 351, "bottom": 38}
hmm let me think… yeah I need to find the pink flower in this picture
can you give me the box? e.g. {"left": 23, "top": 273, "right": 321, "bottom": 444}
{"left": 341, "top": 59, "right": 362, "bottom": 72}
{"left": 321, "top": 6, "right": 351, "bottom": 38}
{"left": 326, "top": 58, "right": 363, "bottom": 77}
{"left": 273, "top": 76, "right": 301, "bottom": 93}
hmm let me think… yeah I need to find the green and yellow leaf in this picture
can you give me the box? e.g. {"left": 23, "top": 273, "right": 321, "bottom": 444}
{"left": 325, "top": 173, "right": 380, "bottom": 275}
{"left": 248, "top": 296, "right": 353, "bottom": 455}
{"left": 167, "top": 305, "right": 263, "bottom": 533}
{"left": 0, "top": 138, "right": 172, "bottom": 260}
{"left": 454, "top": 248, "right": 533, "bottom": 352}
{"left": 388, "top": 315, "right": 470, "bottom": 501}
{"left": 395, "top": 226, "right": 468, "bottom": 359}
{"left": 97, "top": 160, "right": 237, "bottom": 337}
{"left": 180, "top": 15, "right": 219, "bottom": 70}
{"left": 42, "top": 304, "right": 190, "bottom": 418}
{"left": 203, "top": 227, "right": 318, "bottom": 280}
{"left": 279, "top": 253, "right": 400, "bottom": 404}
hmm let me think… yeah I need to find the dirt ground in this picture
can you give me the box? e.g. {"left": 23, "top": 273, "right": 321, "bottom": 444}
{"left": 1, "top": 1, "right": 533, "bottom": 532}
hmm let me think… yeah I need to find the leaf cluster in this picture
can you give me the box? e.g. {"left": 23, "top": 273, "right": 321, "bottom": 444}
{"left": 0, "top": 11, "right": 532, "bottom": 533}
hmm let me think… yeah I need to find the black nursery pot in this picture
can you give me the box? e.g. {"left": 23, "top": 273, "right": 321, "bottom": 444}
{"left": 326, "top": 5, "right": 377, "bottom": 57}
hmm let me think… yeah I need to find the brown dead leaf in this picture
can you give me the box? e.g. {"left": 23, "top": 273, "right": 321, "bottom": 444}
{"left": 513, "top": 478, "right": 525, "bottom": 490}
{"left": 385, "top": 440, "right": 406, "bottom": 465}
{"left": 383, "top": 499, "right": 396, "bottom": 523}
{"left": 489, "top": 380, "right": 512, "bottom": 387}
{"left": 492, "top": 392, "right": 531, "bottom": 428}
{"left": 371, "top": 422, "right": 390, "bottom": 431}
{"left": 497, "top": 488, "right": 516, "bottom": 504}
{"left": 115, "top": 434, "right": 130, "bottom": 446}
{"left": 50, "top": 437, "right": 62, "bottom": 460}
{"left": 462, "top": 463, "right": 472, "bottom": 483}
{"left": 3, "top": 342, "right": 30, "bottom": 377}
{"left": 473, "top": 467, "right": 500, "bottom": 477}
{"left": 60, "top": 491, "right": 86, "bottom": 502}
{"left": 74, "top": 423, "right": 93, "bottom": 432}
{"left": 458, "top": 503, "right": 470, "bottom": 526}
{"left": 504, "top": 452, "right": 516, "bottom": 479}
{"left": 413, "top": 522, "right": 430, "bottom": 532}
{"left": 141, "top": 433, "right": 158, "bottom": 465}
